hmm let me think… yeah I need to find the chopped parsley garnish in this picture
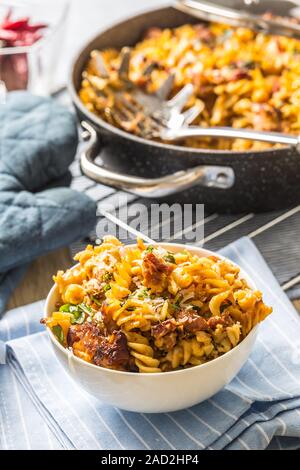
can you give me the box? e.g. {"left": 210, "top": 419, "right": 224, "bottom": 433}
{"left": 164, "top": 253, "right": 176, "bottom": 264}
{"left": 242, "top": 60, "right": 256, "bottom": 69}
{"left": 221, "top": 30, "right": 233, "bottom": 40}
{"left": 91, "top": 296, "right": 102, "bottom": 306}
{"left": 171, "top": 302, "right": 180, "bottom": 311}
{"left": 51, "top": 325, "right": 64, "bottom": 344}
{"left": 171, "top": 293, "right": 182, "bottom": 311}
{"left": 70, "top": 309, "right": 85, "bottom": 325}
{"left": 59, "top": 303, "right": 72, "bottom": 312}
{"left": 59, "top": 303, "right": 89, "bottom": 324}
{"left": 145, "top": 245, "right": 154, "bottom": 253}
{"left": 103, "top": 272, "right": 113, "bottom": 282}
{"left": 137, "top": 288, "right": 149, "bottom": 299}
{"left": 192, "top": 305, "right": 201, "bottom": 312}
{"left": 103, "top": 284, "right": 111, "bottom": 292}
{"left": 220, "top": 302, "right": 231, "bottom": 313}
{"left": 78, "top": 303, "right": 92, "bottom": 316}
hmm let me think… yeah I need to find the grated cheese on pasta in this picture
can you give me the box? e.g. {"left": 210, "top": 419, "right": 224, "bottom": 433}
{"left": 79, "top": 21, "right": 300, "bottom": 150}
{"left": 42, "top": 236, "right": 272, "bottom": 373}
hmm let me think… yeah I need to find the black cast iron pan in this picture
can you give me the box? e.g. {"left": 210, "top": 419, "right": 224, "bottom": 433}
{"left": 69, "top": 2, "right": 300, "bottom": 213}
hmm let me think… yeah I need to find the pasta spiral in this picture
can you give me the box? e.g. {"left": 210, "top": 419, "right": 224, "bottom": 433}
{"left": 162, "top": 332, "right": 214, "bottom": 370}
{"left": 213, "top": 323, "right": 241, "bottom": 353}
{"left": 126, "top": 332, "right": 161, "bottom": 373}
{"left": 102, "top": 299, "right": 151, "bottom": 332}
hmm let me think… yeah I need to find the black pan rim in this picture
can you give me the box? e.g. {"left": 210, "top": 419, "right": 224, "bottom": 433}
{"left": 69, "top": 5, "right": 291, "bottom": 159}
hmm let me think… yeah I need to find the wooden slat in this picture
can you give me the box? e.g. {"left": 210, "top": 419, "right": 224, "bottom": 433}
{"left": 7, "top": 248, "right": 73, "bottom": 310}
{"left": 293, "top": 299, "right": 300, "bottom": 313}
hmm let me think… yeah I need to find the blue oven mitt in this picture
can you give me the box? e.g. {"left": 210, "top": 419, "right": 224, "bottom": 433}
{"left": 0, "top": 92, "right": 96, "bottom": 315}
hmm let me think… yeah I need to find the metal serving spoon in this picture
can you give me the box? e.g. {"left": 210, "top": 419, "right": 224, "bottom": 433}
{"left": 95, "top": 48, "right": 300, "bottom": 150}
{"left": 115, "top": 94, "right": 300, "bottom": 150}
{"left": 109, "top": 80, "right": 300, "bottom": 150}
{"left": 160, "top": 120, "right": 300, "bottom": 150}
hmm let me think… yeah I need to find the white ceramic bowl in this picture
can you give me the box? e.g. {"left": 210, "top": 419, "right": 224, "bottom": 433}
{"left": 45, "top": 243, "right": 258, "bottom": 413}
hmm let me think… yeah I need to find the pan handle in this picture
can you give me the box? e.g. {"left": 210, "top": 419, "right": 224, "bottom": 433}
{"left": 80, "top": 121, "right": 235, "bottom": 198}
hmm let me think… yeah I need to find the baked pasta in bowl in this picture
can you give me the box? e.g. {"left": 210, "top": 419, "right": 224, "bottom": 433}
{"left": 42, "top": 236, "right": 272, "bottom": 412}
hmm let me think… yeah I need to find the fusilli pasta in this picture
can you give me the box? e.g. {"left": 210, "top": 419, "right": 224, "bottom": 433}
{"left": 79, "top": 17, "right": 300, "bottom": 150}
{"left": 42, "top": 236, "right": 272, "bottom": 373}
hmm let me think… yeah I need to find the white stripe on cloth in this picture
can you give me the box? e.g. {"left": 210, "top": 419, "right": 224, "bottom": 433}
{"left": 0, "top": 390, "right": 8, "bottom": 450}
{"left": 141, "top": 414, "right": 176, "bottom": 450}
{"left": 257, "top": 338, "right": 300, "bottom": 387}
{"left": 11, "top": 372, "right": 31, "bottom": 450}
{"left": 42, "top": 336, "right": 126, "bottom": 450}
{"left": 25, "top": 338, "right": 101, "bottom": 450}
{"left": 165, "top": 414, "right": 205, "bottom": 449}
{"left": 114, "top": 409, "right": 150, "bottom": 450}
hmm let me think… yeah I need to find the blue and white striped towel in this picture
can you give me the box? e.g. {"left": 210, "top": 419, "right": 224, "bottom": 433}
{"left": 1, "top": 237, "right": 300, "bottom": 450}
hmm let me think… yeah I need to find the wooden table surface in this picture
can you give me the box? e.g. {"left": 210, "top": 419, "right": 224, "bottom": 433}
{"left": 7, "top": 249, "right": 300, "bottom": 315}
{"left": 7, "top": 249, "right": 72, "bottom": 311}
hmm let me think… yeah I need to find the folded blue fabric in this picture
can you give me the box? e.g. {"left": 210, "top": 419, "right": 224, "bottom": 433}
{"left": 0, "top": 92, "right": 96, "bottom": 314}
{"left": 1, "top": 237, "right": 300, "bottom": 450}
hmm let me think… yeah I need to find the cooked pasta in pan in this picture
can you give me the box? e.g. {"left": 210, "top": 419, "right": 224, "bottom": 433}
{"left": 79, "top": 20, "right": 300, "bottom": 150}
{"left": 42, "top": 236, "right": 272, "bottom": 373}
